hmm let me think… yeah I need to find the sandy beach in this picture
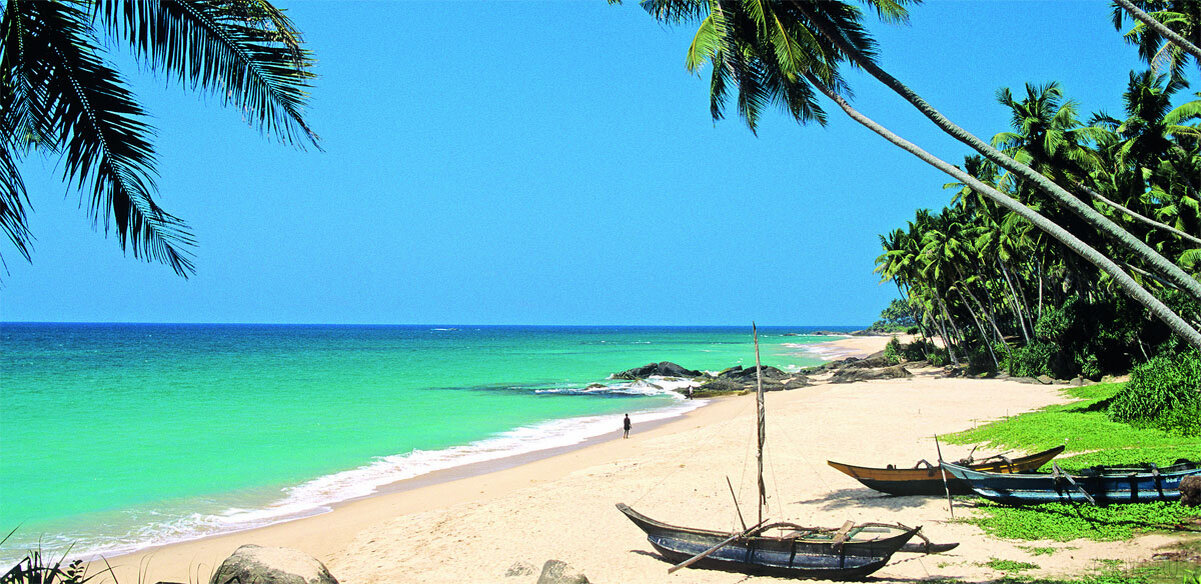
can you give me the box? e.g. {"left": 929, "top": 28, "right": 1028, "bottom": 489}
{"left": 93, "top": 335, "right": 1175, "bottom": 583}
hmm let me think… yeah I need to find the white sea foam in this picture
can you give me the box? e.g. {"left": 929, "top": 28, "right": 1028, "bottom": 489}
{"left": 783, "top": 337, "right": 855, "bottom": 361}
{"left": 64, "top": 392, "right": 705, "bottom": 563}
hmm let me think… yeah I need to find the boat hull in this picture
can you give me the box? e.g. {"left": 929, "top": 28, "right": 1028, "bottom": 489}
{"left": 616, "top": 503, "right": 919, "bottom": 579}
{"left": 941, "top": 460, "right": 1201, "bottom": 505}
{"left": 827, "top": 446, "right": 1065, "bottom": 496}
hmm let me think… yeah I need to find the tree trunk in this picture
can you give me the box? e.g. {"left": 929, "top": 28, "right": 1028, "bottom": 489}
{"left": 934, "top": 293, "right": 962, "bottom": 364}
{"left": 797, "top": 6, "right": 1201, "bottom": 302}
{"left": 805, "top": 76, "right": 1201, "bottom": 351}
{"left": 1114, "top": 0, "right": 1201, "bottom": 64}
{"left": 998, "top": 259, "right": 1032, "bottom": 343}
{"left": 1079, "top": 182, "right": 1201, "bottom": 247}
{"left": 954, "top": 286, "right": 1001, "bottom": 370}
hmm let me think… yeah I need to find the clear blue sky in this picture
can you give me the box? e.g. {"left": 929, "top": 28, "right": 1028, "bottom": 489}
{"left": 0, "top": 1, "right": 1146, "bottom": 326}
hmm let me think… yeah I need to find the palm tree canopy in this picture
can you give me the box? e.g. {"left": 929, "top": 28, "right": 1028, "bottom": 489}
{"left": 0, "top": 0, "right": 318, "bottom": 277}
{"left": 1113, "top": 0, "right": 1201, "bottom": 79}
{"left": 639, "top": 0, "right": 916, "bottom": 133}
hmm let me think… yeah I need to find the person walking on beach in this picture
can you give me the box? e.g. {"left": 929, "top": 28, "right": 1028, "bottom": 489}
{"left": 622, "top": 414, "right": 632, "bottom": 439}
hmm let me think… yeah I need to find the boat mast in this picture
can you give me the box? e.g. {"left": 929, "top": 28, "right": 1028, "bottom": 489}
{"left": 753, "top": 323, "right": 766, "bottom": 525}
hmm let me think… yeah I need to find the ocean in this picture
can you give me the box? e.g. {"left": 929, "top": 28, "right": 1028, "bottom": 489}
{"left": 0, "top": 323, "right": 848, "bottom": 563}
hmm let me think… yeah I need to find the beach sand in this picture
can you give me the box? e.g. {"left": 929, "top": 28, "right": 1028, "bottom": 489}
{"left": 93, "top": 335, "right": 1178, "bottom": 583}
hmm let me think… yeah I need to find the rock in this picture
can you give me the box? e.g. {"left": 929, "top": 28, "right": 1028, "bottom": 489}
{"left": 840, "top": 352, "right": 889, "bottom": 369}
{"left": 209, "top": 545, "right": 337, "bottom": 584}
{"left": 585, "top": 383, "right": 605, "bottom": 390}
{"left": 1181, "top": 475, "right": 1201, "bottom": 507}
{"left": 697, "top": 378, "right": 745, "bottom": 393}
{"left": 537, "top": 560, "right": 589, "bottom": 584}
{"left": 717, "top": 365, "right": 789, "bottom": 381}
{"left": 829, "top": 365, "right": 912, "bottom": 384}
{"left": 505, "top": 561, "right": 536, "bottom": 577}
{"left": 1007, "top": 376, "right": 1038, "bottom": 384}
{"left": 1036, "top": 375, "right": 1054, "bottom": 385}
{"left": 1070, "top": 376, "right": 1085, "bottom": 387}
{"left": 612, "top": 361, "right": 702, "bottom": 380}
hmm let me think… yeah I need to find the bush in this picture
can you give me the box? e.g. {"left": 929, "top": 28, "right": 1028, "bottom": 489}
{"left": 1010, "top": 341, "right": 1060, "bottom": 377}
{"left": 904, "top": 339, "right": 936, "bottom": 362}
{"left": 1109, "top": 349, "right": 1201, "bottom": 436}
{"left": 883, "top": 337, "right": 903, "bottom": 365}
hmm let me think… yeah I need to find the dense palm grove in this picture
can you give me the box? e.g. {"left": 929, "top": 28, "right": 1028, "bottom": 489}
{"left": 876, "top": 48, "right": 1199, "bottom": 377}
{"left": 873, "top": 4, "right": 1201, "bottom": 435}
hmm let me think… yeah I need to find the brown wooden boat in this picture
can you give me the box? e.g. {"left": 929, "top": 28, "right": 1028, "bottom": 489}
{"left": 827, "top": 445, "right": 1065, "bottom": 496}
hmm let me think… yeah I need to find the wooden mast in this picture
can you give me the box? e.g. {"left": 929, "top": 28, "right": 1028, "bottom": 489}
{"left": 753, "top": 323, "right": 766, "bottom": 525}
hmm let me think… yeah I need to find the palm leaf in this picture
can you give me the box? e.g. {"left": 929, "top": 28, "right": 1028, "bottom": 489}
{"left": 94, "top": 0, "right": 320, "bottom": 149}
{"left": 16, "top": 0, "right": 195, "bottom": 276}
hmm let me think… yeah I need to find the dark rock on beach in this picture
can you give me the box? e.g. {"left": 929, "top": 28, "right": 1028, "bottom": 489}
{"left": 829, "top": 365, "right": 912, "bottom": 384}
{"left": 838, "top": 351, "right": 889, "bottom": 369}
{"left": 1181, "top": 475, "right": 1200, "bottom": 507}
{"left": 696, "top": 366, "right": 811, "bottom": 394}
{"left": 209, "top": 544, "right": 338, "bottom": 584}
{"left": 612, "top": 361, "right": 702, "bottom": 380}
{"left": 537, "top": 560, "right": 589, "bottom": 584}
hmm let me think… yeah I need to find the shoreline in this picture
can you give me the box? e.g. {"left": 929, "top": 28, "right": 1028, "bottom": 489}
{"left": 84, "top": 334, "right": 1169, "bottom": 583}
{"left": 80, "top": 335, "right": 862, "bottom": 580}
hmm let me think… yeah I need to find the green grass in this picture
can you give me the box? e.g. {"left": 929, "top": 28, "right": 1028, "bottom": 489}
{"left": 1020, "top": 545, "right": 1061, "bottom": 556}
{"left": 959, "top": 500, "right": 1201, "bottom": 541}
{"left": 945, "top": 382, "right": 1201, "bottom": 470}
{"left": 944, "top": 382, "right": 1201, "bottom": 542}
{"left": 986, "top": 558, "right": 1041, "bottom": 572}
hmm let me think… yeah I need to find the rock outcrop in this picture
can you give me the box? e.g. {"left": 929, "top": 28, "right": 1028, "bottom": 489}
{"left": 1181, "top": 475, "right": 1201, "bottom": 507}
{"left": 829, "top": 365, "right": 912, "bottom": 384}
{"left": 612, "top": 361, "right": 702, "bottom": 380}
{"left": 536, "top": 560, "right": 589, "bottom": 584}
{"left": 209, "top": 545, "right": 338, "bottom": 584}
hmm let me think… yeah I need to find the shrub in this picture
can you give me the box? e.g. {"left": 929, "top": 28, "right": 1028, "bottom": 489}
{"left": 1109, "top": 350, "right": 1201, "bottom": 436}
{"left": 883, "top": 337, "right": 903, "bottom": 365}
{"left": 1010, "top": 341, "right": 1060, "bottom": 377}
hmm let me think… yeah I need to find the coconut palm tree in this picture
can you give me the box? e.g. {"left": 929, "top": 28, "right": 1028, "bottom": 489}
{"left": 786, "top": 3, "right": 1201, "bottom": 302}
{"left": 637, "top": 0, "right": 1201, "bottom": 349}
{"left": 1089, "top": 71, "right": 1201, "bottom": 248}
{"left": 0, "top": 0, "right": 318, "bottom": 276}
{"left": 1113, "top": 0, "right": 1201, "bottom": 79}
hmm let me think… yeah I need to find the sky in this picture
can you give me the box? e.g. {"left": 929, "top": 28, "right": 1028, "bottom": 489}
{"left": 0, "top": 0, "right": 1150, "bottom": 326}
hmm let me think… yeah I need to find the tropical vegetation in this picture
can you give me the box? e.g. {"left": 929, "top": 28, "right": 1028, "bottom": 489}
{"left": 944, "top": 382, "right": 1201, "bottom": 541}
{"left": 635, "top": 0, "right": 1201, "bottom": 352}
{"left": 874, "top": 69, "right": 1201, "bottom": 379}
{"left": 0, "top": 0, "right": 319, "bottom": 276}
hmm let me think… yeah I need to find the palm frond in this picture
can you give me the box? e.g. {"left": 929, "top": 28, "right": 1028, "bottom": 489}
{"left": 19, "top": 0, "right": 195, "bottom": 276}
{"left": 94, "top": 0, "right": 320, "bottom": 149}
{"left": 0, "top": 140, "right": 33, "bottom": 267}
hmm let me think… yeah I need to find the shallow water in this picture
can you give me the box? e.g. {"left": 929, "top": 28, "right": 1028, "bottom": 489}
{"left": 0, "top": 323, "right": 844, "bottom": 561}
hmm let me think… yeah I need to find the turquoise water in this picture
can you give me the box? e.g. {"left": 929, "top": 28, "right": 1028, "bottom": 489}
{"left": 0, "top": 323, "right": 843, "bottom": 561}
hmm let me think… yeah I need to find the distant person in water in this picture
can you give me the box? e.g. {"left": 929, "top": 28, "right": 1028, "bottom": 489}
{"left": 623, "top": 414, "right": 632, "bottom": 438}
{"left": 686, "top": 386, "right": 693, "bottom": 400}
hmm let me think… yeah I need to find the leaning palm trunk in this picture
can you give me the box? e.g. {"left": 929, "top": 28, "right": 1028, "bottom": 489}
{"left": 1077, "top": 182, "right": 1201, "bottom": 248}
{"left": 1114, "top": 0, "right": 1201, "bottom": 65}
{"left": 805, "top": 76, "right": 1201, "bottom": 351}
{"left": 953, "top": 286, "right": 1001, "bottom": 370}
{"left": 797, "top": 6, "right": 1201, "bottom": 302}
{"left": 997, "top": 259, "right": 1032, "bottom": 343}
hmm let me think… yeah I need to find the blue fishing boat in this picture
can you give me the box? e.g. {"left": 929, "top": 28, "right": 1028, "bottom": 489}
{"left": 941, "top": 459, "right": 1200, "bottom": 505}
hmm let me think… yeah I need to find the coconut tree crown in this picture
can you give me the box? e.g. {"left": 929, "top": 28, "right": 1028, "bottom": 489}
{"left": 0, "top": 0, "right": 319, "bottom": 276}
{"left": 640, "top": 0, "right": 917, "bottom": 133}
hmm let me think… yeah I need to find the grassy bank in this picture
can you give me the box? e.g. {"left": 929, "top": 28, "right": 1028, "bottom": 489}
{"left": 942, "top": 382, "right": 1201, "bottom": 544}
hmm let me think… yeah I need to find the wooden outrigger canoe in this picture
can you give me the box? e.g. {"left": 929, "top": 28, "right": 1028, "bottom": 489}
{"left": 827, "top": 445, "right": 1065, "bottom": 496}
{"left": 616, "top": 327, "right": 957, "bottom": 579}
{"left": 941, "top": 459, "right": 1201, "bottom": 505}
{"left": 616, "top": 503, "right": 924, "bottom": 579}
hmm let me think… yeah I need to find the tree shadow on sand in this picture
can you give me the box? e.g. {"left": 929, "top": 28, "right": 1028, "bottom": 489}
{"left": 791, "top": 488, "right": 941, "bottom": 511}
